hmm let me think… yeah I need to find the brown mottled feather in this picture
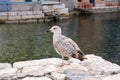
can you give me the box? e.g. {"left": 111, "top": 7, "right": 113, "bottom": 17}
{"left": 54, "top": 35, "right": 86, "bottom": 61}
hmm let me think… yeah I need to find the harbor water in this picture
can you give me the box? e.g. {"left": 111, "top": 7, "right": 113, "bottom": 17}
{"left": 0, "top": 12, "right": 120, "bottom": 65}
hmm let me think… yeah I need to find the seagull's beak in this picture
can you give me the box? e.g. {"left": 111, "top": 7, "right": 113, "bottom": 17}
{"left": 46, "top": 30, "right": 50, "bottom": 33}
{"left": 46, "top": 29, "right": 51, "bottom": 33}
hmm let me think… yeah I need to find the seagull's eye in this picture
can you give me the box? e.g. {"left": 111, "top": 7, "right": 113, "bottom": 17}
{"left": 53, "top": 28, "right": 56, "bottom": 30}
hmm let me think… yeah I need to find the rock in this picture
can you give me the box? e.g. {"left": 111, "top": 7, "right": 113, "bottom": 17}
{"left": 22, "top": 77, "right": 52, "bottom": 80}
{"left": 17, "top": 65, "right": 57, "bottom": 78}
{"left": 64, "top": 69, "right": 101, "bottom": 80}
{"left": 70, "top": 63, "right": 88, "bottom": 72}
{"left": 54, "top": 62, "right": 88, "bottom": 73}
{"left": 13, "top": 58, "right": 66, "bottom": 68}
{"left": 69, "top": 58, "right": 81, "bottom": 64}
{"left": 17, "top": 65, "right": 44, "bottom": 78}
{"left": 51, "top": 72, "right": 66, "bottom": 80}
{"left": 0, "top": 68, "right": 18, "bottom": 80}
{"left": 102, "top": 73, "right": 120, "bottom": 80}
{"left": 0, "top": 63, "right": 12, "bottom": 70}
{"left": 1, "top": 54, "right": 120, "bottom": 80}
{"left": 82, "top": 54, "right": 120, "bottom": 76}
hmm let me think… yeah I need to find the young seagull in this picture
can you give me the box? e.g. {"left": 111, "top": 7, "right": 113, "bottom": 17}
{"left": 48, "top": 26, "right": 86, "bottom": 66}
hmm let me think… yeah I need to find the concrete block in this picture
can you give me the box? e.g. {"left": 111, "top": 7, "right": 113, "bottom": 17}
{"left": 44, "top": 9, "right": 52, "bottom": 13}
{"left": 0, "top": 12, "right": 8, "bottom": 16}
{"left": 26, "top": 19, "right": 37, "bottom": 23}
{"left": 0, "top": 16, "right": 8, "bottom": 20}
{"left": 21, "top": 15, "right": 33, "bottom": 19}
{"left": 5, "top": 20, "right": 19, "bottom": 24}
{"left": 11, "top": 5, "right": 20, "bottom": 11}
{"left": 54, "top": 8, "right": 68, "bottom": 15}
{"left": 32, "top": 5, "right": 42, "bottom": 11}
{"left": 37, "top": 19, "right": 44, "bottom": 23}
{"left": 42, "top": 6, "right": 53, "bottom": 12}
{"left": 19, "top": 20, "right": 27, "bottom": 23}
{"left": 8, "top": 15, "right": 21, "bottom": 20}
{"left": 33, "top": 11, "right": 43, "bottom": 15}
{"left": 18, "top": 11, "right": 33, "bottom": 15}
{"left": 8, "top": 12, "right": 17, "bottom": 16}
{"left": 55, "top": 8, "right": 69, "bottom": 14}
{"left": 12, "top": 4, "right": 30, "bottom": 11}
{"left": 52, "top": 4, "right": 65, "bottom": 9}
{"left": 42, "top": 6, "right": 49, "bottom": 10}
{"left": 33, "top": 14, "right": 44, "bottom": 19}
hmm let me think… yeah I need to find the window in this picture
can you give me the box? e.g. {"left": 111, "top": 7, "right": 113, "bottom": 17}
{"left": 25, "top": 0, "right": 32, "bottom": 2}
{"left": 78, "top": 0, "right": 82, "bottom": 2}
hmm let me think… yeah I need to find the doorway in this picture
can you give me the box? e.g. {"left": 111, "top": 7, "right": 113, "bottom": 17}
{"left": 89, "top": 0, "right": 95, "bottom": 6}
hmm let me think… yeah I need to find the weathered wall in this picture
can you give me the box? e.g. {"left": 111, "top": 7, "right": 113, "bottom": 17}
{"left": 11, "top": 0, "right": 24, "bottom": 2}
{"left": 81, "top": 0, "right": 88, "bottom": 3}
{"left": 60, "top": 0, "right": 75, "bottom": 10}
{"left": 11, "top": 0, "right": 42, "bottom": 11}
{"left": 12, "top": 4, "right": 42, "bottom": 11}
{"left": 0, "top": 11, "right": 44, "bottom": 20}
{"left": 0, "top": 0, "right": 12, "bottom": 12}
{"left": 95, "top": 0, "right": 104, "bottom": 4}
{"left": 11, "top": 0, "right": 72, "bottom": 11}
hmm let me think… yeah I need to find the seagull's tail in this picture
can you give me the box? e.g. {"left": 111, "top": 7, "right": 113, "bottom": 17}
{"left": 77, "top": 51, "right": 87, "bottom": 61}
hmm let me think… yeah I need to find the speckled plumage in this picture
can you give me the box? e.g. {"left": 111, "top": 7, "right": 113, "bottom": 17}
{"left": 48, "top": 26, "right": 86, "bottom": 66}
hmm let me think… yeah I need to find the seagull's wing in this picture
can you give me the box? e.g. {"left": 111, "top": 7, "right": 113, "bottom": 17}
{"left": 54, "top": 35, "right": 85, "bottom": 61}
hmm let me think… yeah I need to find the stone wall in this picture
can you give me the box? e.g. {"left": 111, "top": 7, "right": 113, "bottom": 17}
{"left": 12, "top": 4, "right": 42, "bottom": 11}
{"left": 0, "top": 11, "right": 44, "bottom": 23}
{"left": 0, "top": 54, "right": 120, "bottom": 80}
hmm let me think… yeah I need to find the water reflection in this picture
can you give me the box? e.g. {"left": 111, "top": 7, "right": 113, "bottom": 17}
{"left": 0, "top": 12, "right": 120, "bottom": 65}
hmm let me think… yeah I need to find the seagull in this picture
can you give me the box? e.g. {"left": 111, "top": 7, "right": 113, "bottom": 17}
{"left": 47, "top": 26, "right": 86, "bottom": 66}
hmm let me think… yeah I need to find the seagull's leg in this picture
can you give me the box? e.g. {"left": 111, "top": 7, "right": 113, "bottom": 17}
{"left": 60, "top": 56, "right": 64, "bottom": 67}
{"left": 68, "top": 57, "right": 72, "bottom": 65}
{"left": 62, "top": 56, "right": 64, "bottom": 65}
